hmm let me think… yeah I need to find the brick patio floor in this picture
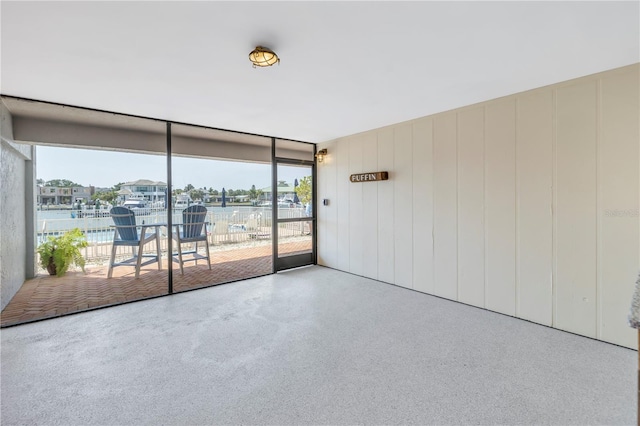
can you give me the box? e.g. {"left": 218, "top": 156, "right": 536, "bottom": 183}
{"left": 1, "top": 240, "right": 311, "bottom": 327}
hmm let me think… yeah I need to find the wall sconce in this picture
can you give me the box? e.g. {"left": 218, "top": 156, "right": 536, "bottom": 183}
{"left": 249, "top": 46, "right": 280, "bottom": 68}
{"left": 315, "top": 149, "right": 327, "bottom": 163}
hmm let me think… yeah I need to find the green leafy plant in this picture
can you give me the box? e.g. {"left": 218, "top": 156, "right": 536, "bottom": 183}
{"left": 37, "top": 228, "right": 88, "bottom": 276}
{"left": 296, "top": 176, "right": 313, "bottom": 205}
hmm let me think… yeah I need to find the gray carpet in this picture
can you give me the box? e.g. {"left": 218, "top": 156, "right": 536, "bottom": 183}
{"left": 1, "top": 266, "right": 635, "bottom": 425}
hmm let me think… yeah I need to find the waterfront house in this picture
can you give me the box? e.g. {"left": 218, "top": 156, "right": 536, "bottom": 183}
{"left": 119, "top": 179, "right": 167, "bottom": 204}
{"left": 260, "top": 181, "right": 296, "bottom": 203}
{"left": 37, "top": 185, "right": 92, "bottom": 206}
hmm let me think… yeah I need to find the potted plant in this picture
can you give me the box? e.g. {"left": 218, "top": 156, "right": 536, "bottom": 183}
{"left": 37, "top": 228, "right": 88, "bottom": 276}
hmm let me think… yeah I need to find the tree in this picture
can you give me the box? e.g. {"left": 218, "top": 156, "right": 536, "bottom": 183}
{"left": 296, "top": 176, "right": 312, "bottom": 205}
{"left": 92, "top": 190, "right": 117, "bottom": 204}
{"left": 190, "top": 189, "right": 204, "bottom": 201}
{"left": 36, "top": 178, "right": 45, "bottom": 186}
{"left": 90, "top": 181, "right": 123, "bottom": 204}
{"left": 184, "top": 184, "right": 194, "bottom": 192}
{"left": 248, "top": 184, "right": 258, "bottom": 200}
{"left": 44, "top": 179, "right": 81, "bottom": 187}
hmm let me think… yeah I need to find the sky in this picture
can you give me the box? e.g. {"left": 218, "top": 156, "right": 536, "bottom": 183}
{"left": 36, "top": 146, "right": 309, "bottom": 191}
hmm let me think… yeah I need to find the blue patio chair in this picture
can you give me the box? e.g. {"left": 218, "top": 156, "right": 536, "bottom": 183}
{"left": 108, "top": 206, "right": 162, "bottom": 278}
{"left": 172, "top": 205, "right": 211, "bottom": 274}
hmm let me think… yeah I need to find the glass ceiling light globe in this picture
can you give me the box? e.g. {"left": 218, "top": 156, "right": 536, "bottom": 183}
{"left": 249, "top": 46, "right": 280, "bottom": 68}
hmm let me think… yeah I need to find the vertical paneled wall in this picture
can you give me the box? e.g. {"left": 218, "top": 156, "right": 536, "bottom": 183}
{"left": 516, "top": 91, "right": 553, "bottom": 326}
{"left": 433, "top": 114, "right": 458, "bottom": 301}
{"left": 317, "top": 64, "right": 639, "bottom": 349}
{"left": 412, "top": 119, "right": 434, "bottom": 294}
{"left": 485, "top": 100, "right": 516, "bottom": 316}
{"left": 457, "top": 108, "right": 485, "bottom": 307}
{"left": 555, "top": 82, "right": 598, "bottom": 338}
{"left": 377, "top": 129, "right": 395, "bottom": 284}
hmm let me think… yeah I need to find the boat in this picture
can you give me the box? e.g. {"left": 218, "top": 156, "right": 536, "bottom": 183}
{"left": 174, "top": 194, "right": 193, "bottom": 209}
{"left": 122, "top": 198, "right": 153, "bottom": 215}
{"left": 73, "top": 202, "right": 113, "bottom": 218}
{"left": 259, "top": 198, "right": 303, "bottom": 209}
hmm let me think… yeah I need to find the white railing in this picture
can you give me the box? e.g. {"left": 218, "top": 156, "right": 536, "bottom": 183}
{"left": 36, "top": 206, "right": 312, "bottom": 267}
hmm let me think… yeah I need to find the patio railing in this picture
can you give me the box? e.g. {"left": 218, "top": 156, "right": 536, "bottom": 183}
{"left": 36, "top": 206, "right": 311, "bottom": 268}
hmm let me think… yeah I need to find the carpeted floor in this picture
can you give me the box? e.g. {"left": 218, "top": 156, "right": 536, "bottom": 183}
{"left": 0, "top": 266, "right": 634, "bottom": 425}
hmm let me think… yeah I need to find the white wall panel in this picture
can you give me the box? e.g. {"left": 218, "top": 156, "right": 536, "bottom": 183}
{"left": 394, "top": 124, "right": 413, "bottom": 288}
{"left": 362, "top": 132, "right": 379, "bottom": 280}
{"left": 555, "top": 81, "right": 598, "bottom": 338}
{"left": 317, "top": 64, "right": 639, "bottom": 349}
{"left": 516, "top": 91, "right": 553, "bottom": 326}
{"left": 348, "top": 136, "right": 364, "bottom": 276}
{"left": 412, "top": 118, "right": 434, "bottom": 294}
{"left": 433, "top": 114, "right": 458, "bottom": 300}
{"left": 457, "top": 108, "right": 485, "bottom": 307}
{"left": 377, "top": 128, "right": 395, "bottom": 284}
{"left": 599, "top": 70, "right": 639, "bottom": 348}
{"left": 485, "top": 100, "right": 516, "bottom": 316}
{"left": 336, "top": 137, "right": 351, "bottom": 273}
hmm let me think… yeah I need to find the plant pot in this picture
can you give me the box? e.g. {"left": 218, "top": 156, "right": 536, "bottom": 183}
{"left": 46, "top": 259, "right": 57, "bottom": 276}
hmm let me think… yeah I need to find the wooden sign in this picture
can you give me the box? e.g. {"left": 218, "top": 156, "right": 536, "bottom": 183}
{"left": 350, "top": 171, "right": 389, "bottom": 183}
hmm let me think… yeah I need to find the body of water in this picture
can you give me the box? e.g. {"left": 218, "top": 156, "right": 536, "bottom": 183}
{"left": 37, "top": 205, "right": 304, "bottom": 243}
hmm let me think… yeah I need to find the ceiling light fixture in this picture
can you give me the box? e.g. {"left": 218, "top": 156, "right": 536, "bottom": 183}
{"left": 249, "top": 46, "right": 280, "bottom": 68}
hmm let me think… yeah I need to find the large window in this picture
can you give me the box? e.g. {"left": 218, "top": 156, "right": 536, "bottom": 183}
{"left": 169, "top": 124, "right": 274, "bottom": 291}
{"left": 0, "top": 97, "right": 315, "bottom": 327}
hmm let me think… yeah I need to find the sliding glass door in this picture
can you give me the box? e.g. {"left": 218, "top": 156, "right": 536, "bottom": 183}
{"left": 273, "top": 140, "right": 316, "bottom": 271}
{"left": 170, "top": 124, "right": 273, "bottom": 291}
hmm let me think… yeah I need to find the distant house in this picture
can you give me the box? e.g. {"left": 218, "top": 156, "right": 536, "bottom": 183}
{"left": 260, "top": 181, "right": 296, "bottom": 202}
{"left": 119, "top": 179, "right": 167, "bottom": 204}
{"left": 38, "top": 185, "right": 93, "bottom": 205}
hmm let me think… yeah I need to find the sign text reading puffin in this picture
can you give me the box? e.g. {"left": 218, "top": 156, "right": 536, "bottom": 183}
{"left": 349, "top": 172, "right": 389, "bottom": 183}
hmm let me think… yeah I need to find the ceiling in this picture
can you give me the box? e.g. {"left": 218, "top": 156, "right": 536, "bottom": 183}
{"left": 1, "top": 1, "right": 638, "bottom": 143}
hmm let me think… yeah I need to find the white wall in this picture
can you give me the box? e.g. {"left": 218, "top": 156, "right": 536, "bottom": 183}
{"left": 1, "top": 101, "right": 34, "bottom": 310}
{"left": 317, "top": 64, "right": 639, "bottom": 349}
